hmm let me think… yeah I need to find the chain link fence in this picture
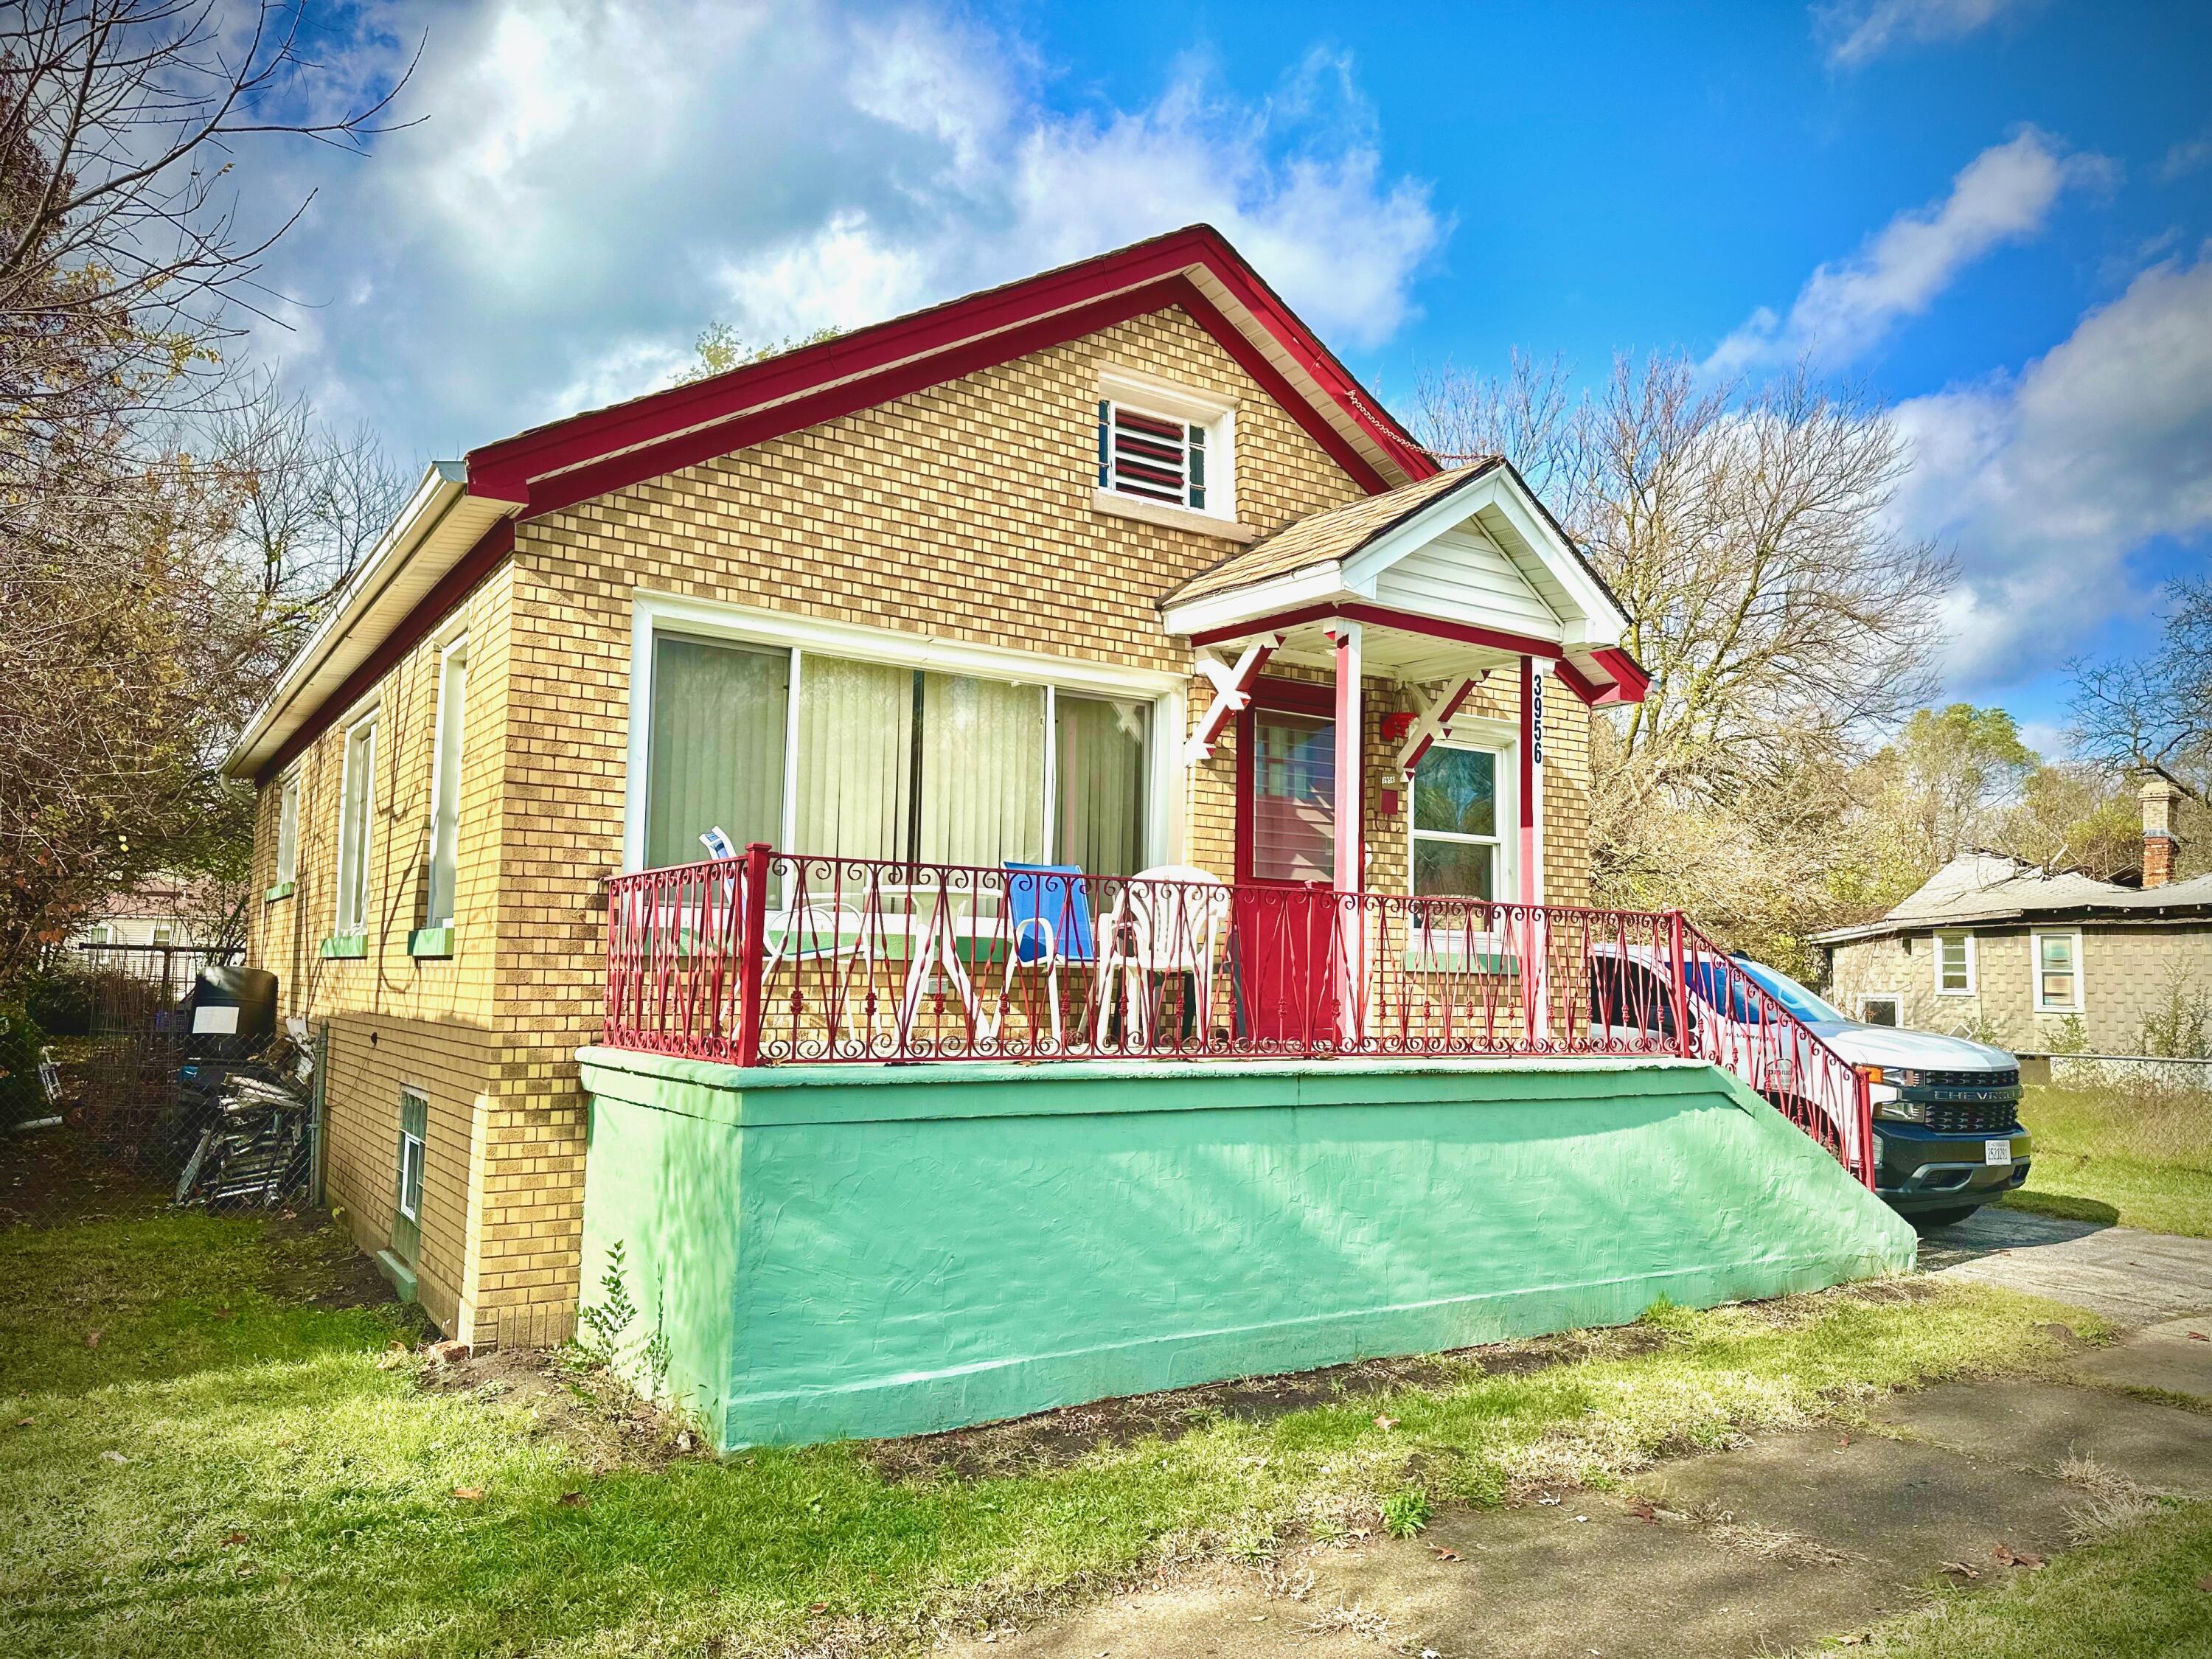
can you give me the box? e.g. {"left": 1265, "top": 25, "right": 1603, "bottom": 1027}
{"left": 2, "top": 945, "right": 324, "bottom": 1228}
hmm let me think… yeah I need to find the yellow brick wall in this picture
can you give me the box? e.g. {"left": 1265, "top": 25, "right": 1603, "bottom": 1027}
{"left": 246, "top": 298, "right": 1607, "bottom": 1346}
{"left": 245, "top": 568, "right": 515, "bottom": 1340}
{"left": 1828, "top": 924, "right": 2212, "bottom": 1054}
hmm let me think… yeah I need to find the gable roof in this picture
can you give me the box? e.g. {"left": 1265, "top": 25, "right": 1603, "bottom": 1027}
{"left": 1157, "top": 458, "right": 1648, "bottom": 706}
{"left": 223, "top": 226, "right": 1439, "bottom": 781}
{"left": 1811, "top": 850, "right": 2212, "bottom": 945}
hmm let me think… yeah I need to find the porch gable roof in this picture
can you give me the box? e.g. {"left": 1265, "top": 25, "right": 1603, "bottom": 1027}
{"left": 1158, "top": 460, "right": 1648, "bottom": 705}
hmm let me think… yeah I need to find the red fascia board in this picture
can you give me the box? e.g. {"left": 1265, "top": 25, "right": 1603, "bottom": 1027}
{"left": 256, "top": 518, "right": 516, "bottom": 785}
{"left": 470, "top": 225, "right": 1420, "bottom": 512}
{"left": 1591, "top": 647, "right": 1651, "bottom": 703}
{"left": 1251, "top": 674, "right": 1336, "bottom": 715}
{"left": 1187, "top": 601, "right": 1569, "bottom": 662}
{"left": 517, "top": 276, "right": 1397, "bottom": 521}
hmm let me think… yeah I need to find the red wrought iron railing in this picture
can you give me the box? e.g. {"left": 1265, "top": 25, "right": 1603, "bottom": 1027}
{"left": 603, "top": 846, "right": 1874, "bottom": 1185}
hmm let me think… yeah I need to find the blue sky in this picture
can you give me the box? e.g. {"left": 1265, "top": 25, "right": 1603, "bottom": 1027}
{"left": 254, "top": 0, "right": 2212, "bottom": 747}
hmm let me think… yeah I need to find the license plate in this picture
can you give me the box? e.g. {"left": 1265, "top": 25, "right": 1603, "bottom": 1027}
{"left": 1985, "top": 1138, "right": 2012, "bottom": 1166}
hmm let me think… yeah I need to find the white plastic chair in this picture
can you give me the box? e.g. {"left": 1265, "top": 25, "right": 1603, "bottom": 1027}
{"left": 1093, "top": 864, "right": 1230, "bottom": 1049}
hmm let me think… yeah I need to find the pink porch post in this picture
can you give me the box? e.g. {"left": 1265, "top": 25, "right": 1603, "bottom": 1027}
{"left": 1517, "top": 655, "right": 1538, "bottom": 907}
{"left": 1329, "top": 623, "right": 1363, "bottom": 893}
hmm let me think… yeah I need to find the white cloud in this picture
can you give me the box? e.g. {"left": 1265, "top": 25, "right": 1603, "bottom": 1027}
{"left": 1708, "top": 130, "right": 2101, "bottom": 375}
{"left": 2163, "top": 130, "right": 2212, "bottom": 181}
{"left": 1815, "top": 0, "right": 2035, "bottom": 68}
{"left": 248, "top": 2, "right": 1442, "bottom": 460}
{"left": 1887, "top": 246, "right": 2212, "bottom": 686}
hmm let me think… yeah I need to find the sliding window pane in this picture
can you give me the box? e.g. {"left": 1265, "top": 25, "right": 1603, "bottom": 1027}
{"left": 644, "top": 636, "right": 787, "bottom": 869}
{"left": 1054, "top": 693, "right": 1147, "bottom": 875}
{"left": 795, "top": 654, "right": 913, "bottom": 863}
{"left": 919, "top": 672, "right": 1045, "bottom": 867}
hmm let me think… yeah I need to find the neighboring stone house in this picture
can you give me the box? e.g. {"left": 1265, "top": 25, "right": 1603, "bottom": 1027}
{"left": 1816, "top": 779, "right": 2212, "bottom": 1055}
{"left": 221, "top": 228, "right": 1649, "bottom": 1349}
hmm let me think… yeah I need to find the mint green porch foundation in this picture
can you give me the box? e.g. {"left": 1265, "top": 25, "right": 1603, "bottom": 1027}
{"left": 574, "top": 1049, "right": 1916, "bottom": 1448}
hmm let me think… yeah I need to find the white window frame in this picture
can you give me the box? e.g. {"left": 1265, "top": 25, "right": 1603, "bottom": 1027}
{"left": 274, "top": 770, "right": 300, "bottom": 887}
{"left": 395, "top": 1088, "right": 427, "bottom": 1223}
{"left": 334, "top": 712, "right": 378, "bottom": 937}
{"left": 1934, "top": 931, "right": 1976, "bottom": 996}
{"left": 621, "top": 592, "right": 1188, "bottom": 875}
{"left": 423, "top": 636, "right": 469, "bottom": 931}
{"left": 1857, "top": 992, "right": 1902, "bottom": 1027}
{"left": 1096, "top": 367, "right": 1237, "bottom": 523}
{"left": 1405, "top": 732, "right": 1517, "bottom": 903}
{"left": 2031, "top": 928, "right": 2084, "bottom": 1014}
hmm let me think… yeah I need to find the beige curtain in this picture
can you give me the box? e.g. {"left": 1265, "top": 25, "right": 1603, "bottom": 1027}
{"left": 1054, "top": 694, "right": 1147, "bottom": 876}
{"left": 644, "top": 636, "right": 789, "bottom": 869}
{"left": 918, "top": 672, "right": 1045, "bottom": 867}
{"left": 795, "top": 654, "right": 914, "bottom": 862}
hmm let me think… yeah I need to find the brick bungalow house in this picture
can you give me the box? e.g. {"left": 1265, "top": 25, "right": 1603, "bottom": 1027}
{"left": 1818, "top": 777, "right": 2212, "bottom": 1054}
{"left": 224, "top": 227, "right": 1905, "bottom": 1405}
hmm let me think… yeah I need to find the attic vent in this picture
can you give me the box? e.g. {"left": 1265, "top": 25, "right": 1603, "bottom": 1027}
{"left": 1099, "top": 400, "right": 1206, "bottom": 512}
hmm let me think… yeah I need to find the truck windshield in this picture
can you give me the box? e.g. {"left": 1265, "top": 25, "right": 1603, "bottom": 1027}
{"left": 1736, "top": 960, "right": 1846, "bottom": 1024}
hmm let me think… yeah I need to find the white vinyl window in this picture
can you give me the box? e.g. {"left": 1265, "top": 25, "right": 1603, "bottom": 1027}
{"left": 1858, "top": 994, "right": 1902, "bottom": 1028}
{"left": 641, "top": 633, "right": 1153, "bottom": 877}
{"left": 1934, "top": 931, "right": 1975, "bottom": 995}
{"left": 396, "top": 1096, "right": 426, "bottom": 1222}
{"left": 424, "top": 641, "right": 469, "bottom": 931}
{"left": 274, "top": 772, "right": 300, "bottom": 887}
{"left": 1409, "top": 744, "right": 1510, "bottom": 900}
{"left": 2032, "top": 930, "right": 2083, "bottom": 1013}
{"left": 335, "top": 714, "right": 377, "bottom": 936}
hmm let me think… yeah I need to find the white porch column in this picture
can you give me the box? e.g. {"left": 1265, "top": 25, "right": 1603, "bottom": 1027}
{"left": 1329, "top": 622, "right": 1363, "bottom": 893}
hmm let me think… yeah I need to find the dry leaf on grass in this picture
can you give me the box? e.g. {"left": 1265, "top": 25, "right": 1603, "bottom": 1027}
{"left": 1994, "top": 1543, "right": 2045, "bottom": 1569}
{"left": 222, "top": 1531, "right": 248, "bottom": 1547}
{"left": 557, "top": 1491, "right": 587, "bottom": 1508}
{"left": 1427, "top": 1544, "right": 1461, "bottom": 1561}
{"left": 1372, "top": 1414, "right": 1399, "bottom": 1430}
{"left": 84, "top": 1329, "right": 101, "bottom": 1349}
{"left": 1940, "top": 1560, "right": 1982, "bottom": 1579}
{"left": 451, "top": 1486, "right": 485, "bottom": 1502}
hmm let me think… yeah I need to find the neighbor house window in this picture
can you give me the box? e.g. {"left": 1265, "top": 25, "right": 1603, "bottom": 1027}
{"left": 334, "top": 715, "right": 377, "bottom": 936}
{"left": 1935, "top": 931, "right": 1975, "bottom": 995}
{"left": 423, "top": 641, "right": 469, "bottom": 930}
{"left": 150, "top": 923, "right": 174, "bottom": 948}
{"left": 2033, "top": 930, "right": 2083, "bottom": 1013}
{"left": 274, "top": 772, "right": 299, "bottom": 888}
{"left": 1410, "top": 745, "right": 1508, "bottom": 900}
{"left": 392, "top": 1088, "right": 427, "bottom": 1265}
{"left": 1859, "top": 995, "right": 1901, "bottom": 1027}
{"left": 641, "top": 635, "right": 1150, "bottom": 876}
{"left": 1095, "top": 372, "right": 1232, "bottom": 518}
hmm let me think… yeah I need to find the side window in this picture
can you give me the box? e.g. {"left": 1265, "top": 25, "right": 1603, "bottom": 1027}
{"left": 424, "top": 641, "right": 469, "bottom": 930}
{"left": 2033, "top": 931, "right": 2081, "bottom": 1012}
{"left": 274, "top": 773, "right": 300, "bottom": 888}
{"left": 1858, "top": 995, "right": 1901, "bottom": 1027}
{"left": 335, "top": 715, "right": 378, "bottom": 937}
{"left": 392, "top": 1088, "right": 428, "bottom": 1265}
{"left": 1591, "top": 959, "right": 1676, "bottom": 1037}
{"left": 1935, "top": 931, "right": 1975, "bottom": 995}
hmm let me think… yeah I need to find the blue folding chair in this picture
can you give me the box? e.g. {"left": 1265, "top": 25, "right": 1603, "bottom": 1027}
{"left": 992, "top": 863, "right": 1096, "bottom": 1044}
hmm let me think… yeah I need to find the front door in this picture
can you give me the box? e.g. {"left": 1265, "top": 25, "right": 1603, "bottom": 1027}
{"left": 1234, "top": 690, "right": 1354, "bottom": 1044}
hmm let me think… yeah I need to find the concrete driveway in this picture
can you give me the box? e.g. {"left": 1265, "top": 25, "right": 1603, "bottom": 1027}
{"left": 1919, "top": 1203, "right": 2212, "bottom": 1324}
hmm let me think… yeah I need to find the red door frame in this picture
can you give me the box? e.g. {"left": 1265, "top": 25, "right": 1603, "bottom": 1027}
{"left": 1232, "top": 675, "right": 1365, "bottom": 889}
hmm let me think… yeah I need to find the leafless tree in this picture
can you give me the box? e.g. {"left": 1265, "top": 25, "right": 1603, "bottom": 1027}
{"left": 2070, "top": 578, "right": 2212, "bottom": 808}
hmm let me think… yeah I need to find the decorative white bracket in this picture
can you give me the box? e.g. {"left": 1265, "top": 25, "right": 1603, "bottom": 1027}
{"left": 1182, "top": 635, "right": 1279, "bottom": 765}
{"left": 1395, "top": 673, "right": 1484, "bottom": 779}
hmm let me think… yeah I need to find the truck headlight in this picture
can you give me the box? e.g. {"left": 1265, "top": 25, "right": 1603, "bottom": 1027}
{"left": 1875, "top": 1099, "right": 1928, "bottom": 1124}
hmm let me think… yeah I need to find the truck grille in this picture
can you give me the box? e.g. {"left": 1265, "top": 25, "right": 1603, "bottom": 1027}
{"left": 1925, "top": 1099, "right": 2020, "bottom": 1135}
{"left": 1920, "top": 1067, "right": 2019, "bottom": 1091}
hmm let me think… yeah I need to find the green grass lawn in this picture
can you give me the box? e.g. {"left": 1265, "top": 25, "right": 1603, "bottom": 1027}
{"left": 1823, "top": 1500, "right": 2212, "bottom": 1658}
{"left": 2003, "top": 1079, "right": 2212, "bottom": 1238}
{"left": 0, "top": 1210, "right": 2109, "bottom": 1658}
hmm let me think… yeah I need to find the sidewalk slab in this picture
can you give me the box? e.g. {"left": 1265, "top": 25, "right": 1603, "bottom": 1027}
{"left": 1875, "top": 1379, "right": 2212, "bottom": 1495}
{"left": 2067, "top": 1315, "right": 2212, "bottom": 1400}
{"left": 1924, "top": 1215, "right": 2212, "bottom": 1324}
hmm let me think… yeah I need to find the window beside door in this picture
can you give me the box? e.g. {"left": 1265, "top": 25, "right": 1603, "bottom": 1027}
{"left": 641, "top": 632, "right": 1153, "bottom": 877}
{"left": 1410, "top": 745, "right": 1505, "bottom": 900}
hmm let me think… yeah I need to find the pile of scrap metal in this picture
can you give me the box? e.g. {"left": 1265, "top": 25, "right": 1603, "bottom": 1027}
{"left": 171, "top": 967, "right": 315, "bottom": 1210}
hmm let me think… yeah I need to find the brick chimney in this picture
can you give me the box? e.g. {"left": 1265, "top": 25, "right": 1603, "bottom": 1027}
{"left": 2140, "top": 774, "right": 2183, "bottom": 888}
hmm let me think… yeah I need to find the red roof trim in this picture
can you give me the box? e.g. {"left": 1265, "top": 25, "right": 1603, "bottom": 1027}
{"left": 256, "top": 518, "right": 516, "bottom": 785}
{"left": 467, "top": 224, "right": 1428, "bottom": 516}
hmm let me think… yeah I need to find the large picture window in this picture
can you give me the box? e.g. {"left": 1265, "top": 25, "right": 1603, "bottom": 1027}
{"left": 642, "top": 631, "right": 1152, "bottom": 875}
{"left": 1411, "top": 745, "right": 1504, "bottom": 900}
